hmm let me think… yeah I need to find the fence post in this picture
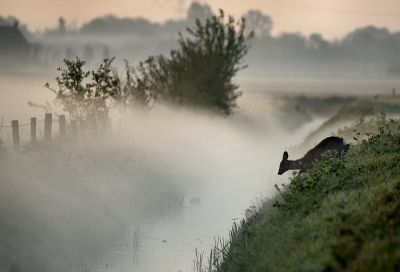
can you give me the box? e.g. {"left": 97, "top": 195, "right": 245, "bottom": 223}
{"left": 31, "top": 117, "right": 36, "bottom": 144}
{"left": 71, "top": 120, "right": 78, "bottom": 142}
{"left": 59, "top": 115, "right": 66, "bottom": 141}
{"left": 101, "top": 117, "right": 112, "bottom": 138}
{"left": 118, "top": 118, "right": 122, "bottom": 133}
{"left": 79, "top": 120, "right": 86, "bottom": 139}
{"left": 90, "top": 119, "right": 97, "bottom": 137}
{"left": 11, "top": 120, "right": 20, "bottom": 151}
{"left": 108, "top": 118, "right": 112, "bottom": 137}
{"left": 44, "top": 113, "right": 52, "bottom": 142}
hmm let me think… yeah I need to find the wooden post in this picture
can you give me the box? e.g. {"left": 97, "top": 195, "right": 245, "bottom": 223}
{"left": 44, "top": 113, "right": 52, "bottom": 142}
{"left": 71, "top": 120, "right": 78, "bottom": 142}
{"left": 118, "top": 118, "right": 122, "bottom": 133}
{"left": 79, "top": 120, "right": 85, "bottom": 139}
{"left": 11, "top": 120, "right": 20, "bottom": 151}
{"left": 31, "top": 117, "right": 36, "bottom": 144}
{"left": 108, "top": 118, "right": 112, "bottom": 137}
{"left": 90, "top": 119, "right": 97, "bottom": 137}
{"left": 59, "top": 115, "right": 66, "bottom": 141}
{"left": 101, "top": 117, "right": 111, "bottom": 138}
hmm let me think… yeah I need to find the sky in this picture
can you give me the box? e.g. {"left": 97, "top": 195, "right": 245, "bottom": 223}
{"left": 2, "top": 0, "right": 400, "bottom": 40}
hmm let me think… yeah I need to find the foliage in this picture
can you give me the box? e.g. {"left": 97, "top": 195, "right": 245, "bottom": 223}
{"left": 30, "top": 57, "right": 118, "bottom": 136}
{"left": 216, "top": 117, "right": 400, "bottom": 272}
{"left": 301, "top": 95, "right": 400, "bottom": 153}
{"left": 243, "top": 10, "right": 273, "bottom": 38}
{"left": 115, "top": 10, "right": 254, "bottom": 115}
{"left": 335, "top": 111, "right": 400, "bottom": 141}
{"left": 112, "top": 60, "right": 156, "bottom": 109}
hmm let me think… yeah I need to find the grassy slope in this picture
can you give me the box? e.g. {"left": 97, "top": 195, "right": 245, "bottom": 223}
{"left": 273, "top": 95, "right": 356, "bottom": 132}
{"left": 299, "top": 95, "right": 400, "bottom": 154}
{"left": 216, "top": 118, "right": 400, "bottom": 271}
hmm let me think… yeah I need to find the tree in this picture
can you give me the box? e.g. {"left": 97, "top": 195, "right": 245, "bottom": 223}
{"left": 31, "top": 57, "right": 118, "bottom": 137}
{"left": 116, "top": 10, "right": 254, "bottom": 115}
{"left": 187, "top": 2, "right": 213, "bottom": 23}
{"left": 309, "top": 33, "right": 328, "bottom": 49}
{"left": 243, "top": 10, "right": 273, "bottom": 38}
{"left": 112, "top": 59, "right": 156, "bottom": 109}
{"left": 58, "top": 17, "right": 66, "bottom": 34}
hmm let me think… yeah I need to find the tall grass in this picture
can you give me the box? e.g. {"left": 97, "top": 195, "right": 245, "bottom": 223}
{"left": 215, "top": 116, "right": 400, "bottom": 271}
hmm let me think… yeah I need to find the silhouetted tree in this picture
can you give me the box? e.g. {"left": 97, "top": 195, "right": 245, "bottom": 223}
{"left": 112, "top": 60, "right": 155, "bottom": 108}
{"left": 243, "top": 10, "right": 273, "bottom": 37}
{"left": 187, "top": 2, "right": 213, "bottom": 22}
{"left": 309, "top": 33, "right": 328, "bottom": 49}
{"left": 32, "top": 57, "right": 118, "bottom": 136}
{"left": 58, "top": 17, "right": 66, "bottom": 34}
{"left": 341, "top": 26, "right": 400, "bottom": 62}
{"left": 115, "top": 10, "right": 254, "bottom": 115}
{"left": 79, "top": 15, "right": 161, "bottom": 37}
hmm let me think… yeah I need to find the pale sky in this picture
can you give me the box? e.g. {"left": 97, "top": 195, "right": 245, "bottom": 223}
{"left": 3, "top": 0, "right": 400, "bottom": 40}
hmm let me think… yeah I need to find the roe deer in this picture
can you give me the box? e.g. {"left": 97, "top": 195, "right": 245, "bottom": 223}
{"left": 278, "top": 136, "right": 350, "bottom": 175}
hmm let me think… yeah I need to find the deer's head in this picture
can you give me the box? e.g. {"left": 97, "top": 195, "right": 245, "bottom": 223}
{"left": 278, "top": 151, "right": 290, "bottom": 175}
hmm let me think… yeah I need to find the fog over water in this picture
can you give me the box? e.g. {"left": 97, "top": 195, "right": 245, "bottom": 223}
{"left": 1, "top": 2, "right": 400, "bottom": 271}
{"left": 0, "top": 56, "right": 397, "bottom": 270}
{"left": 0, "top": 73, "right": 301, "bottom": 271}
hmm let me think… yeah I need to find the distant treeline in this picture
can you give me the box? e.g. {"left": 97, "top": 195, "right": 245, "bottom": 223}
{"left": 247, "top": 26, "right": 400, "bottom": 75}
{"left": 1, "top": 2, "right": 400, "bottom": 75}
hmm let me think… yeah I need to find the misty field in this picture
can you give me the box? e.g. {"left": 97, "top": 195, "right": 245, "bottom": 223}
{"left": 2, "top": 1, "right": 400, "bottom": 271}
{"left": 2, "top": 62, "right": 400, "bottom": 271}
{"left": 0, "top": 69, "right": 365, "bottom": 271}
{"left": 0, "top": 93, "right": 290, "bottom": 271}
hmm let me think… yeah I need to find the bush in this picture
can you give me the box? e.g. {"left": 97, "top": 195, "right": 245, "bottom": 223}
{"left": 115, "top": 10, "right": 254, "bottom": 115}
{"left": 30, "top": 57, "right": 118, "bottom": 137}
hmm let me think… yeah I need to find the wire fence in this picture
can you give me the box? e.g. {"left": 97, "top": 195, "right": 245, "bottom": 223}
{"left": 0, "top": 113, "right": 67, "bottom": 150}
{"left": 1, "top": 120, "right": 45, "bottom": 147}
{"left": 0, "top": 113, "right": 119, "bottom": 151}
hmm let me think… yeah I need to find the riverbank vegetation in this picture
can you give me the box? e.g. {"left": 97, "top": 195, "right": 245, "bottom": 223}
{"left": 214, "top": 110, "right": 400, "bottom": 271}
{"left": 302, "top": 95, "right": 400, "bottom": 152}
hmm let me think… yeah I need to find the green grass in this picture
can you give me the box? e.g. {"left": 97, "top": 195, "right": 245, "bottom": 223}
{"left": 215, "top": 118, "right": 400, "bottom": 272}
{"left": 301, "top": 95, "right": 400, "bottom": 153}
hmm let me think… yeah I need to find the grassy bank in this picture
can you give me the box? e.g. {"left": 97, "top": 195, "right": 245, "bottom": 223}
{"left": 300, "top": 95, "right": 400, "bottom": 154}
{"left": 215, "top": 118, "right": 400, "bottom": 271}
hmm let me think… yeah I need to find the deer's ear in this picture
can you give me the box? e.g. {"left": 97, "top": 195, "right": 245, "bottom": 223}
{"left": 283, "top": 151, "right": 288, "bottom": 161}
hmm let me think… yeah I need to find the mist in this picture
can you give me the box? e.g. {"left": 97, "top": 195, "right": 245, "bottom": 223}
{"left": 2, "top": 2, "right": 400, "bottom": 79}
{"left": 0, "top": 91, "right": 304, "bottom": 271}
{"left": 1, "top": 1, "right": 400, "bottom": 271}
{"left": 0, "top": 69, "right": 352, "bottom": 270}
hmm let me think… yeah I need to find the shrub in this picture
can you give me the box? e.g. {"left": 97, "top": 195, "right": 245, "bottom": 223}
{"left": 112, "top": 59, "right": 155, "bottom": 109}
{"left": 115, "top": 10, "right": 254, "bottom": 115}
{"left": 30, "top": 57, "right": 118, "bottom": 137}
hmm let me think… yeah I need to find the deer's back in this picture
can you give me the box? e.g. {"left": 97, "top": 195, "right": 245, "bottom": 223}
{"left": 302, "top": 136, "right": 347, "bottom": 162}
